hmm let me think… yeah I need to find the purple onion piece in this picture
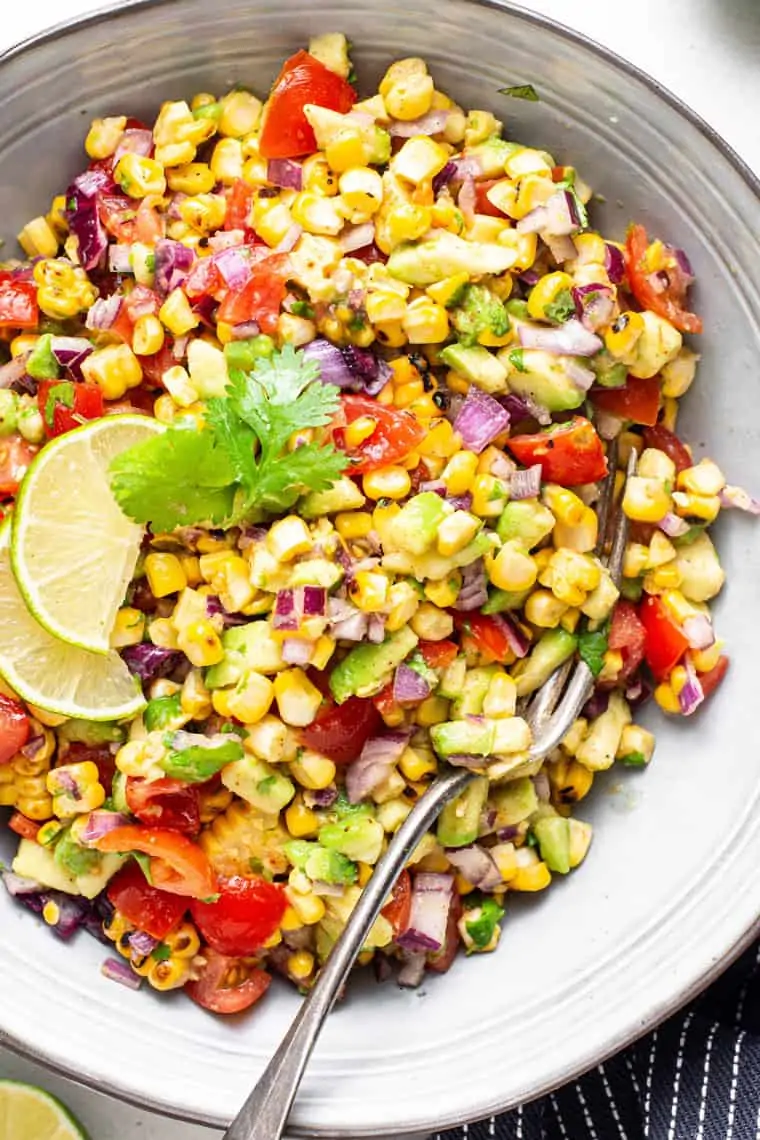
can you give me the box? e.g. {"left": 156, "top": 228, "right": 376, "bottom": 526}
{"left": 489, "top": 612, "right": 530, "bottom": 659}
{"left": 86, "top": 293, "right": 123, "bottom": 331}
{"left": 120, "top": 644, "right": 182, "bottom": 684}
{"left": 346, "top": 729, "right": 412, "bottom": 803}
{"left": 453, "top": 387, "right": 510, "bottom": 454}
{"left": 432, "top": 160, "right": 458, "bottom": 195}
{"left": 77, "top": 811, "right": 131, "bottom": 846}
{"left": 303, "top": 785, "right": 338, "bottom": 809}
{"left": 211, "top": 246, "right": 253, "bottom": 290}
{"left": 682, "top": 614, "right": 715, "bottom": 651}
{"left": 719, "top": 485, "right": 760, "bottom": 515}
{"left": 582, "top": 689, "right": 610, "bottom": 720}
{"left": 509, "top": 464, "right": 542, "bottom": 501}
{"left": 453, "top": 559, "right": 488, "bottom": 612}
{"left": 267, "top": 158, "right": 303, "bottom": 191}
{"left": 393, "top": 662, "right": 431, "bottom": 705}
{"left": 101, "top": 957, "right": 143, "bottom": 990}
{"left": 678, "top": 658, "right": 705, "bottom": 716}
{"left": 2, "top": 872, "right": 44, "bottom": 897}
{"left": 604, "top": 243, "right": 626, "bottom": 284}
{"left": 154, "top": 239, "right": 195, "bottom": 297}
{"left": 445, "top": 845, "right": 502, "bottom": 891}
{"left": 128, "top": 929, "right": 159, "bottom": 957}
{"left": 397, "top": 951, "right": 427, "bottom": 988}
{"left": 518, "top": 318, "right": 602, "bottom": 356}
{"left": 281, "top": 638, "right": 314, "bottom": 666}
{"left": 396, "top": 873, "right": 454, "bottom": 954}
{"left": 447, "top": 492, "right": 473, "bottom": 512}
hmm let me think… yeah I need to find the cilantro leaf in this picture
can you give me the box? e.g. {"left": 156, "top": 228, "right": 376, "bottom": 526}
{"left": 621, "top": 750, "right": 648, "bottom": 768}
{"left": 544, "top": 288, "right": 577, "bottom": 325}
{"left": 253, "top": 439, "right": 347, "bottom": 514}
{"left": 508, "top": 348, "right": 528, "bottom": 373}
{"left": 577, "top": 623, "right": 609, "bottom": 678}
{"left": 109, "top": 424, "right": 237, "bottom": 531}
{"left": 44, "top": 381, "right": 75, "bottom": 428}
{"left": 205, "top": 397, "right": 257, "bottom": 489}
{"left": 498, "top": 83, "right": 539, "bottom": 101}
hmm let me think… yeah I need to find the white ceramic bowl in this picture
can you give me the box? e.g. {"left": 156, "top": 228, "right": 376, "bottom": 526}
{"left": 2, "top": 1, "right": 760, "bottom": 1134}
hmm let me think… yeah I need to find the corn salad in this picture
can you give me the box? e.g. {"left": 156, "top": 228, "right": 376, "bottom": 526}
{"left": 0, "top": 35, "right": 751, "bottom": 1016}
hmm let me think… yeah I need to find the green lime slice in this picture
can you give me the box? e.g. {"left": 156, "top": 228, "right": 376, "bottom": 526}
{"left": 11, "top": 415, "right": 161, "bottom": 654}
{"left": 0, "top": 1080, "right": 89, "bottom": 1140}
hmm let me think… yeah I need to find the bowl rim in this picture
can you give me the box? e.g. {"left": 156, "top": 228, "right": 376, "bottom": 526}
{"left": 1, "top": 0, "right": 760, "bottom": 1132}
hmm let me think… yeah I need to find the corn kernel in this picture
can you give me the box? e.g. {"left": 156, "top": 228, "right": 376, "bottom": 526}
{"left": 654, "top": 681, "right": 680, "bottom": 714}
{"left": 335, "top": 511, "right": 373, "bottom": 540}
{"left": 402, "top": 297, "right": 450, "bottom": 344}
{"left": 526, "top": 272, "right": 574, "bottom": 322}
{"left": 218, "top": 90, "right": 263, "bottom": 138}
{"left": 110, "top": 607, "right": 146, "bottom": 649}
{"left": 290, "top": 748, "right": 336, "bottom": 790}
{"left": 362, "top": 466, "right": 412, "bottom": 501}
{"left": 85, "top": 115, "right": 127, "bottom": 159}
{"left": 623, "top": 542, "right": 649, "bottom": 579}
{"left": 226, "top": 672, "right": 275, "bottom": 725}
{"left": 285, "top": 800, "right": 319, "bottom": 838}
{"left": 285, "top": 888, "right": 326, "bottom": 925}
{"left": 442, "top": 451, "right": 479, "bottom": 496}
{"left": 416, "top": 695, "right": 450, "bottom": 726}
{"left": 383, "top": 75, "right": 434, "bottom": 121}
{"left": 159, "top": 289, "right": 200, "bottom": 337}
{"left": 552, "top": 508, "right": 598, "bottom": 554}
{"left": 410, "top": 602, "right": 454, "bottom": 641}
{"left": 524, "top": 589, "right": 568, "bottom": 628}
{"left": 424, "top": 573, "right": 462, "bottom": 609}
{"left": 661, "top": 347, "right": 699, "bottom": 398}
{"left": 436, "top": 511, "right": 481, "bottom": 557}
{"left": 132, "top": 314, "right": 165, "bottom": 357}
{"left": 17, "top": 217, "right": 60, "bottom": 259}
{"left": 604, "top": 310, "right": 645, "bottom": 358}
{"left": 344, "top": 415, "right": 378, "bottom": 449}
{"left": 177, "top": 620, "right": 224, "bottom": 667}
{"left": 167, "top": 162, "right": 216, "bottom": 195}
{"left": 471, "top": 473, "right": 509, "bottom": 518}
{"left": 542, "top": 484, "right": 584, "bottom": 526}
{"left": 622, "top": 476, "right": 672, "bottom": 524}
{"left": 81, "top": 344, "right": 143, "bottom": 400}
{"left": 392, "top": 136, "right": 450, "bottom": 184}
{"left": 399, "top": 745, "right": 437, "bottom": 782}
{"left": 274, "top": 669, "right": 323, "bottom": 727}
{"left": 488, "top": 541, "right": 538, "bottom": 592}
{"left": 338, "top": 167, "right": 384, "bottom": 217}
{"left": 114, "top": 153, "right": 166, "bottom": 198}
{"left": 677, "top": 460, "right": 726, "bottom": 497}
{"left": 638, "top": 447, "right": 677, "bottom": 483}
{"left": 210, "top": 138, "right": 244, "bottom": 185}
{"left": 287, "top": 950, "right": 315, "bottom": 981}
{"left": 672, "top": 491, "right": 720, "bottom": 523}
{"left": 144, "top": 552, "right": 188, "bottom": 598}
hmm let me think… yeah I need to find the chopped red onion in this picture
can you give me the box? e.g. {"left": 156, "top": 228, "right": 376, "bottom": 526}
{"left": 66, "top": 182, "right": 109, "bottom": 271}
{"left": 302, "top": 338, "right": 355, "bottom": 387}
{"left": 432, "top": 160, "right": 458, "bottom": 195}
{"left": 115, "top": 128, "right": 154, "bottom": 159}
{"left": 419, "top": 479, "right": 447, "bottom": 496}
{"left": 311, "top": 880, "right": 345, "bottom": 897}
{"left": 332, "top": 612, "right": 369, "bottom": 642}
{"left": 50, "top": 337, "right": 94, "bottom": 381}
{"left": 516, "top": 205, "right": 550, "bottom": 235}
{"left": 447, "top": 492, "right": 473, "bottom": 511}
{"left": 128, "top": 929, "right": 159, "bottom": 957}
{"left": 453, "top": 559, "right": 488, "bottom": 612}
{"left": 124, "top": 285, "right": 159, "bottom": 321}
{"left": 2, "top": 871, "right": 44, "bottom": 897}
{"left": 447, "top": 754, "right": 489, "bottom": 769}
{"left": 341, "top": 344, "right": 392, "bottom": 395}
{"left": 533, "top": 771, "right": 551, "bottom": 802}
{"left": 572, "top": 283, "right": 616, "bottom": 332}
{"left": 73, "top": 166, "right": 113, "bottom": 198}
{"left": 303, "top": 786, "right": 338, "bottom": 809}
{"left": 583, "top": 689, "right": 610, "bottom": 720}
{"left": 273, "top": 589, "right": 298, "bottom": 631}
{"left": 453, "top": 386, "right": 510, "bottom": 453}
{"left": 340, "top": 223, "right": 376, "bottom": 253}
{"left": 565, "top": 359, "right": 596, "bottom": 392}
{"left": 510, "top": 464, "right": 542, "bottom": 500}
{"left": 388, "top": 110, "right": 450, "bottom": 137}
{"left": 719, "top": 485, "right": 760, "bottom": 515}
{"left": 682, "top": 614, "right": 715, "bottom": 651}
{"left": 545, "top": 234, "right": 578, "bottom": 264}
{"left": 393, "top": 662, "right": 431, "bottom": 705}
{"left": 211, "top": 246, "right": 252, "bottom": 290}
{"left": 489, "top": 612, "right": 529, "bottom": 658}
{"left": 517, "top": 190, "right": 580, "bottom": 239}
{"left": 20, "top": 735, "right": 44, "bottom": 760}
{"left": 86, "top": 293, "right": 123, "bottom": 331}
{"left": 0, "top": 354, "right": 31, "bottom": 390}
{"left": 458, "top": 176, "right": 477, "bottom": 226}
{"left": 208, "top": 229, "right": 246, "bottom": 251}
{"left": 273, "top": 585, "right": 327, "bottom": 632}
{"left": 604, "top": 243, "right": 625, "bottom": 283}
{"left": 303, "top": 585, "right": 327, "bottom": 616}
{"left": 367, "top": 613, "right": 387, "bottom": 644}
{"left": 102, "top": 957, "right": 143, "bottom": 990}
{"left": 678, "top": 658, "right": 704, "bottom": 716}
{"left": 498, "top": 392, "right": 551, "bottom": 426}
{"left": 230, "top": 320, "right": 261, "bottom": 340}
{"left": 594, "top": 408, "right": 624, "bottom": 440}
{"left": 154, "top": 239, "right": 195, "bottom": 297}
{"left": 274, "top": 224, "right": 303, "bottom": 253}
{"left": 172, "top": 334, "right": 190, "bottom": 361}
{"left": 120, "top": 644, "right": 182, "bottom": 684}
{"left": 78, "top": 811, "right": 131, "bottom": 846}
{"left": 397, "top": 951, "right": 427, "bottom": 988}
{"left": 488, "top": 451, "right": 517, "bottom": 482}
{"left": 108, "top": 245, "right": 134, "bottom": 274}
{"left": 281, "top": 638, "right": 314, "bottom": 666}
{"left": 445, "top": 845, "right": 502, "bottom": 891}
{"left": 518, "top": 318, "right": 602, "bottom": 356}
{"left": 346, "top": 729, "right": 412, "bottom": 804}
{"left": 659, "top": 511, "right": 691, "bottom": 538}
{"left": 396, "top": 872, "right": 453, "bottom": 953}
{"left": 267, "top": 158, "right": 303, "bottom": 191}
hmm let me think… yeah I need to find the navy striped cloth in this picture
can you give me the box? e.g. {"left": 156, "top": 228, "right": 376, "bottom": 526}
{"left": 437, "top": 941, "right": 760, "bottom": 1140}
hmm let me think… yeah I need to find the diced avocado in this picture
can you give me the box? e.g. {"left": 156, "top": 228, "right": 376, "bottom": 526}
{"left": 54, "top": 829, "right": 101, "bottom": 877}
{"left": 161, "top": 731, "right": 244, "bottom": 783}
{"left": 450, "top": 284, "right": 510, "bottom": 348}
{"left": 674, "top": 533, "right": 725, "bottom": 603}
{"left": 464, "top": 138, "right": 522, "bottom": 178}
{"left": 387, "top": 231, "right": 517, "bottom": 288}
{"left": 619, "top": 576, "right": 644, "bottom": 603}
{"left": 498, "top": 347, "right": 586, "bottom": 411}
{"left": 439, "top": 343, "right": 508, "bottom": 394}
{"left": 329, "top": 626, "right": 418, "bottom": 703}
{"left": 437, "top": 656, "right": 467, "bottom": 700}
{"left": 111, "top": 770, "right": 129, "bottom": 814}
{"left": 299, "top": 475, "right": 366, "bottom": 518}
{"left": 12, "top": 839, "right": 125, "bottom": 899}
{"left": 482, "top": 587, "right": 532, "bottom": 614}
{"left": 430, "top": 718, "right": 495, "bottom": 759}
{"left": 144, "top": 693, "right": 184, "bottom": 733}
{"left": 575, "top": 690, "right": 631, "bottom": 772}
{"left": 221, "top": 754, "right": 295, "bottom": 813}
{"left": 592, "top": 350, "right": 627, "bottom": 389}
{"left": 318, "top": 816, "right": 384, "bottom": 864}
{"left": 389, "top": 492, "right": 449, "bottom": 556}
{"left": 331, "top": 789, "right": 373, "bottom": 820}
{"left": 308, "top": 32, "right": 351, "bottom": 79}
{"left": 496, "top": 500, "right": 555, "bottom": 549}
{"left": 406, "top": 530, "right": 496, "bottom": 582}
{"left": 437, "top": 775, "right": 488, "bottom": 847}
{"left": 26, "top": 333, "right": 60, "bottom": 381}
{"left": 451, "top": 666, "right": 497, "bottom": 718}
{"left": 58, "top": 718, "right": 126, "bottom": 746}
{"left": 513, "top": 628, "right": 577, "bottom": 697}
{"left": 284, "top": 840, "right": 357, "bottom": 885}
{"left": 491, "top": 776, "right": 538, "bottom": 827}
{"left": 505, "top": 299, "right": 529, "bottom": 320}
{"left": 369, "top": 126, "right": 391, "bottom": 166}
{"left": 533, "top": 815, "right": 571, "bottom": 873}
{"left": 205, "top": 621, "right": 285, "bottom": 689}
{"left": 462, "top": 895, "right": 505, "bottom": 951}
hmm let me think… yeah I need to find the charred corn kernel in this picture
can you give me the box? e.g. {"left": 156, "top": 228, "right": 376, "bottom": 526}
{"left": 524, "top": 589, "right": 568, "bottom": 628}
{"left": 678, "top": 459, "right": 726, "bottom": 497}
{"left": 335, "top": 511, "right": 373, "bottom": 540}
{"left": 81, "top": 344, "right": 143, "bottom": 400}
{"left": 416, "top": 696, "right": 450, "bottom": 727}
{"left": 344, "top": 416, "right": 378, "bottom": 449}
{"left": 362, "top": 466, "right": 412, "bottom": 501}
{"left": 302, "top": 154, "right": 339, "bottom": 195}
{"left": 110, "top": 607, "right": 146, "bottom": 648}
{"left": 374, "top": 320, "right": 408, "bottom": 348}
{"left": 526, "top": 272, "right": 574, "bottom": 321}
{"left": 132, "top": 313, "right": 165, "bottom": 357}
{"left": 287, "top": 950, "right": 315, "bottom": 982}
{"left": 177, "top": 620, "right": 224, "bottom": 667}
{"left": 542, "top": 484, "right": 584, "bottom": 526}
{"left": 291, "top": 191, "right": 344, "bottom": 235}
{"left": 411, "top": 602, "right": 454, "bottom": 641}
{"left": 218, "top": 90, "right": 262, "bottom": 137}
{"left": 437, "top": 511, "right": 481, "bottom": 557}
{"left": 85, "top": 115, "right": 127, "bottom": 159}
{"left": 552, "top": 508, "right": 598, "bottom": 554}
{"left": 164, "top": 922, "right": 201, "bottom": 959}
{"left": 483, "top": 673, "right": 518, "bottom": 719}
{"left": 393, "top": 379, "right": 425, "bottom": 410}
{"left": 402, "top": 297, "right": 450, "bottom": 344}
{"left": 286, "top": 888, "right": 326, "bottom": 925}
{"left": 225, "top": 672, "right": 275, "bottom": 724}
{"left": 622, "top": 476, "right": 672, "bottom": 524}
{"left": 647, "top": 531, "right": 677, "bottom": 568}
{"left": 159, "top": 289, "right": 200, "bottom": 337}
{"left": 285, "top": 800, "right": 320, "bottom": 838}
{"left": 623, "top": 542, "right": 649, "bottom": 578}
{"left": 339, "top": 167, "right": 384, "bottom": 215}
{"left": 144, "top": 552, "right": 188, "bottom": 598}
{"left": 290, "top": 748, "right": 336, "bottom": 791}
{"left": 147, "top": 958, "right": 191, "bottom": 991}
{"left": 392, "top": 136, "right": 450, "bottom": 185}
{"left": 385, "top": 581, "right": 421, "bottom": 632}
{"left": 442, "top": 450, "right": 479, "bottom": 496}
{"left": 48, "top": 761, "right": 105, "bottom": 818}
{"left": 638, "top": 448, "right": 677, "bottom": 483}
{"left": 266, "top": 516, "right": 312, "bottom": 561}
{"left": 274, "top": 670, "right": 323, "bottom": 728}
{"left": 424, "top": 573, "right": 462, "bottom": 609}
{"left": 604, "top": 310, "right": 645, "bottom": 357}
{"left": 654, "top": 680, "right": 680, "bottom": 714}
{"left": 17, "top": 217, "right": 59, "bottom": 259}
{"left": 471, "top": 474, "right": 509, "bottom": 518}
{"left": 617, "top": 723, "right": 656, "bottom": 765}
{"left": 114, "top": 153, "right": 166, "bottom": 198}
{"left": 550, "top": 755, "right": 594, "bottom": 804}
{"left": 351, "top": 570, "right": 390, "bottom": 613}
{"left": 672, "top": 491, "right": 720, "bottom": 523}
{"left": 510, "top": 851, "right": 552, "bottom": 892}
{"left": 399, "top": 746, "right": 437, "bottom": 782}
{"left": 488, "top": 541, "right": 538, "bottom": 592}
{"left": 661, "top": 347, "right": 699, "bottom": 399}
{"left": 178, "top": 193, "right": 227, "bottom": 233}
{"left": 148, "top": 617, "right": 179, "bottom": 649}
{"left": 210, "top": 137, "right": 244, "bottom": 184}
{"left": 167, "top": 162, "right": 216, "bottom": 195}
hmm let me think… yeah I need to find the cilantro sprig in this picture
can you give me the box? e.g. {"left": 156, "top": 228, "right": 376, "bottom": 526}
{"left": 109, "top": 345, "right": 347, "bottom": 531}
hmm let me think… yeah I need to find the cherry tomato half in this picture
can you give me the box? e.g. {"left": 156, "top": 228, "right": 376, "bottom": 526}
{"left": 125, "top": 777, "right": 201, "bottom": 836}
{"left": 216, "top": 253, "right": 290, "bottom": 336}
{"left": 608, "top": 600, "right": 647, "bottom": 679}
{"left": 258, "top": 50, "right": 357, "bottom": 159}
{"left": 94, "top": 826, "right": 217, "bottom": 899}
{"left": 699, "top": 654, "right": 730, "bottom": 701}
{"left": 38, "top": 380, "right": 104, "bottom": 438}
{"left": 107, "top": 861, "right": 188, "bottom": 940}
{"left": 506, "top": 417, "right": 607, "bottom": 486}
{"left": 0, "top": 437, "right": 37, "bottom": 498}
{"left": 186, "top": 949, "right": 271, "bottom": 1014}
{"left": 336, "top": 394, "right": 426, "bottom": 475}
{"left": 625, "top": 224, "right": 702, "bottom": 335}
{"left": 418, "top": 640, "right": 458, "bottom": 670}
{"left": 299, "top": 696, "right": 381, "bottom": 765}
{"left": 453, "top": 613, "right": 513, "bottom": 663}
{"left": 0, "top": 694, "right": 30, "bottom": 765}
{"left": 381, "top": 868, "right": 412, "bottom": 936}
{"left": 0, "top": 277, "right": 38, "bottom": 329}
{"left": 591, "top": 375, "right": 661, "bottom": 427}
{"left": 190, "top": 875, "right": 287, "bottom": 957}
{"left": 639, "top": 595, "right": 690, "bottom": 681}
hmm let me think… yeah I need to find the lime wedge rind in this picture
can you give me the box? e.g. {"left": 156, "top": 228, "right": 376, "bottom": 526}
{"left": 0, "top": 1079, "right": 89, "bottom": 1140}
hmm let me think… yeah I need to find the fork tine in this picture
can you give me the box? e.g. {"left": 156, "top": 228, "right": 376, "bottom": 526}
{"left": 594, "top": 436, "right": 618, "bottom": 558}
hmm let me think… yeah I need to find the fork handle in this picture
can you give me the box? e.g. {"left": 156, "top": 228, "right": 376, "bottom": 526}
{"left": 223, "top": 767, "right": 473, "bottom": 1140}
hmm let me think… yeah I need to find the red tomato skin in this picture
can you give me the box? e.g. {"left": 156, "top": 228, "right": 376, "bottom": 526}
{"left": 418, "top": 640, "right": 458, "bottom": 670}
{"left": 372, "top": 681, "right": 401, "bottom": 721}
{"left": 639, "top": 595, "right": 690, "bottom": 680}
{"left": 506, "top": 418, "right": 608, "bottom": 486}
{"left": 190, "top": 876, "right": 287, "bottom": 957}
{"left": 94, "top": 826, "right": 218, "bottom": 900}
{"left": 0, "top": 694, "right": 30, "bottom": 765}
{"left": 186, "top": 950, "right": 272, "bottom": 1014}
{"left": 0, "top": 436, "right": 37, "bottom": 498}
{"left": 8, "top": 812, "right": 40, "bottom": 840}
{"left": 591, "top": 375, "right": 661, "bottom": 426}
{"left": 625, "top": 224, "right": 702, "bottom": 335}
{"left": 107, "top": 861, "right": 188, "bottom": 940}
{"left": 259, "top": 51, "right": 357, "bottom": 159}
{"left": 608, "top": 600, "right": 647, "bottom": 678}
{"left": 64, "top": 742, "right": 116, "bottom": 791}
{"left": 473, "top": 180, "right": 508, "bottom": 218}
{"left": 0, "top": 279, "right": 38, "bottom": 329}
{"left": 382, "top": 868, "right": 412, "bottom": 935}
{"left": 126, "top": 777, "right": 201, "bottom": 835}
{"left": 38, "top": 381, "right": 105, "bottom": 438}
{"left": 699, "top": 655, "right": 730, "bottom": 701}
{"left": 426, "top": 892, "right": 463, "bottom": 974}
{"left": 453, "top": 613, "right": 512, "bottom": 663}
{"left": 225, "top": 180, "right": 254, "bottom": 231}
{"left": 216, "top": 254, "right": 290, "bottom": 335}
{"left": 299, "top": 697, "right": 381, "bottom": 765}
{"left": 337, "top": 394, "right": 426, "bottom": 474}
{"left": 642, "top": 424, "right": 692, "bottom": 474}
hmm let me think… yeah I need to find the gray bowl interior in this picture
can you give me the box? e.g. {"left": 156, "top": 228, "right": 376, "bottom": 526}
{"left": 1, "top": 1, "right": 760, "bottom": 1135}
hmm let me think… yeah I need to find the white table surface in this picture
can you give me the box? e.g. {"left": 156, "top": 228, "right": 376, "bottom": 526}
{"left": 2, "top": 0, "right": 760, "bottom": 1135}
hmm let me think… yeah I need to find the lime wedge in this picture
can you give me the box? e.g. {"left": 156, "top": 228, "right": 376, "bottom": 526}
{"left": 11, "top": 415, "right": 161, "bottom": 653}
{"left": 0, "top": 521, "right": 145, "bottom": 720}
{"left": 0, "top": 1080, "right": 89, "bottom": 1140}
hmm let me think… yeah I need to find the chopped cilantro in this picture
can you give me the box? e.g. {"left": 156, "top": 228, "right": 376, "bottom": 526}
{"left": 577, "top": 623, "right": 610, "bottom": 678}
{"left": 498, "top": 83, "right": 539, "bottom": 101}
{"left": 290, "top": 299, "right": 315, "bottom": 318}
{"left": 43, "top": 381, "right": 75, "bottom": 428}
{"left": 543, "top": 288, "right": 577, "bottom": 325}
{"left": 621, "top": 751, "right": 648, "bottom": 768}
{"left": 508, "top": 348, "right": 528, "bottom": 373}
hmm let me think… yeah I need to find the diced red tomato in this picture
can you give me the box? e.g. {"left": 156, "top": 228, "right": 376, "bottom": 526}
{"left": 8, "top": 812, "right": 40, "bottom": 840}
{"left": 97, "top": 193, "right": 137, "bottom": 242}
{"left": 37, "top": 380, "right": 104, "bottom": 438}
{"left": 125, "top": 777, "right": 201, "bottom": 836}
{"left": 0, "top": 694, "right": 30, "bottom": 764}
{"left": 299, "top": 696, "right": 381, "bottom": 765}
{"left": 372, "top": 681, "right": 401, "bottom": 721}
{"left": 94, "top": 826, "right": 218, "bottom": 899}
{"left": 625, "top": 223, "right": 702, "bottom": 335}
{"left": 381, "top": 868, "right": 412, "bottom": 936}
{"left": 591, "top": 375, "right": 661, "bottom": 426}
{"left": 335, "top": 395, "right": 426, "bottom": 475}
{"left": 698, "top": 654, "right": 729, "bottom": 701}
{"left": 506, "top": 417, "right": 608, "bottom": 486}
{"left": 190, "top": 876, "right": 287, "bottom": 957}
{"left": 106, "top": 861, "right": 188, "bottom": 940}
{"left": 225, "top": 179, "right": 254, "bottom": 232}
{"left": 473, "top": 180, "right": 509, "bottom": 218}
{"left": 642, "top": 424, "right": 692, "bottom": 474}
{"left": 608, "top": 600, "right": 647, "bottom": 679}
{"left": 216, "top": 253, "right": 290, "bottom": 335}
{"left": 64, "top": 742, "right": 116, "bottom": 790}
{"left": 0, "top": 436, "right": 37, "bottom": 498}
{"left": 136, "top": 343, "right": 177, "bottom": 388}
{"left": 123, "top": 285, "right": 159, "bottom": 323}
{"left": 453, "top": 613, "right": 512, "bottom": 663}
{"left": 186, "top": 949, "right": 271, "bottom": 1014}
{"left": 258, "top": 50, "right": 357, "bottom": 159}
{"left": 0, "top": 278, "right": 38, "bottom": 329}
{"left": 639, "top": 595, "right": 690, "bottom": 681}
{"left": 418, "top": 640, "right": 458, "bottom": 670}
{"left": 426, "top": 892, "right": 463, "bottom": 974}
{"left": 134, "top": 199, "right": 164, "bottom": 244}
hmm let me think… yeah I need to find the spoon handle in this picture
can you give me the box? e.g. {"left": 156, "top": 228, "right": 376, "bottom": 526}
{"left": 223, "top": 767, "right": 472, "bottom": 1140}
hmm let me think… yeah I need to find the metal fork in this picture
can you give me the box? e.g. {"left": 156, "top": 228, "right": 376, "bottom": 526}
{"left": 224, "top": 443, "right": 636, "bottom": 1140}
